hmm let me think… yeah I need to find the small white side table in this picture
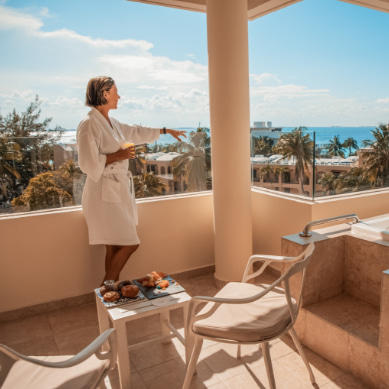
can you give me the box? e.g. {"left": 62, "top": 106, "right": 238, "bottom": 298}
{"left": 96, "top": 291, "right": 191, "bottom": 389}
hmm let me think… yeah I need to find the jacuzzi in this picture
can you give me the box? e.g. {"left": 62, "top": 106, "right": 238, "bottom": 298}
{"left": 351, "top": 214, "right": 389, "bottom": 241}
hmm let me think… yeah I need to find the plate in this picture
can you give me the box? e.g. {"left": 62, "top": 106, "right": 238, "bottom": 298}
{"left": 95, "top": 283, "right": 146, "bottom": 308}
{"left": 132, "top": 275, "right": 185, "bottom": 300}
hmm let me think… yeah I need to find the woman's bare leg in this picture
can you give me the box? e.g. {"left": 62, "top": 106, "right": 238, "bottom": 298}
{"left": 105, "top": 245, "right": 121, "bottom": 273}
{"left": 102, "top": 244, "right": 139, "bottom": 284}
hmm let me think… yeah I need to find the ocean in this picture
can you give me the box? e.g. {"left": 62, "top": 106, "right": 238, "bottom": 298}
{"left": 60, "top": 126, "right": 378, "bottom": 149}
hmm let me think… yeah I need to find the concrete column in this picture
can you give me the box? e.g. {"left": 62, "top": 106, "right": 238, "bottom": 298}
{"left": 206, "top": 0, "right": 252, "bottom": 282}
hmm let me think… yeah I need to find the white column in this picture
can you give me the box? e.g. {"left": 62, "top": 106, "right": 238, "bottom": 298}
{"left": 207, "top": 0, "right": 252, "bottom": 282}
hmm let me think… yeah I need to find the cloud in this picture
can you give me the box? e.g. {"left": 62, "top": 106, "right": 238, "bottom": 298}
{"left": 0, "top": 5, "right": 153, "bottom": 51}
{"left": 249, "top": 73, "right": 389, "bottom": 126}
{"left": 0, "top": 5, "right": 43, "bottom": 31}
{"left": 251, "top": 73, "right": 281, "bottom": 85}
{"left": 99, "top": 55, "right": 207, "bottom": 84}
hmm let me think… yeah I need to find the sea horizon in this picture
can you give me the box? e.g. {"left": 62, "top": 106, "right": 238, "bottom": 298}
{"left": 60, "top": 125, "right": 378, "bottom": 148}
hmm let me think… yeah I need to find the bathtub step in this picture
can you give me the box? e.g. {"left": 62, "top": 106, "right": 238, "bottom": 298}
{"left": 305, "top": 293, "right": 379, "bottom": 346}
{"left": 301, "top": 294, "right": 381, "bottom": 388}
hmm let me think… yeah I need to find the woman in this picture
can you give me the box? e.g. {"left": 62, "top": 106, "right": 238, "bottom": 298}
{"left": 77, "top": 76, "right": 186, "bottom": 284}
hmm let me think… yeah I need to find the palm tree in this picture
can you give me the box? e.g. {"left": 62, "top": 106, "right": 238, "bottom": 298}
{"left": 342, "top": 137, "right": 359, "bottom": 157}
{"left": 133, "top": 171, "right": 165, "bottom": 198}
{"left": 318, "top": 172, "right": 336, "bottom": 195}
{"left": 274, "top": 166, "right": 290, "bottom": 183}
{"left": 273, "top": 127, "right": 313, "bottom": 195}
{"left": 128, "top": 144, "right": 147, "bottom": 176}
{"left": 362, "top": 123, "right": 389, "bottom": 187}
{"left": 335, "top": 167, "right": 371, "bottom": 193}
{"left": 328, "top": 135, "right": 345, "bottom": 158}
{"left": 253, "top": 136, "right": 274, "bottom": 157}
{"left": 172, "top": 127, "right": 211, "bottom": 192}
{"left": 260, "top": 164, "right": 274, "bottom": 183}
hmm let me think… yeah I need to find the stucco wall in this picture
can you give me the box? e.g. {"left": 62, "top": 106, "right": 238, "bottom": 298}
{"left": 0, "top": 193, "right": 215, "bottom": 313}
{"left": 252, "top": 188, "right": 389, "bottom": 255}
{"left": 2, "top": 188, "right": 389, "bottom": 313}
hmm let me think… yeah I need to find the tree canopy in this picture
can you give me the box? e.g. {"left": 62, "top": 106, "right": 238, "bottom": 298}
{"left": 0, "top": 97, "right": 64, "bottom": 209}
{"left": 273, "top": 127, "right": 313, "bottom": 195}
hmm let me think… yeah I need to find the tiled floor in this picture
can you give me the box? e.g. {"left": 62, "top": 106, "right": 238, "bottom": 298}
{"left": 0, "top": 272, "right": 371, "bottom": 388}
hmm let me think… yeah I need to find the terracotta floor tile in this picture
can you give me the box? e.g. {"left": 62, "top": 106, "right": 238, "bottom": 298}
{"left": 200, "top": 345, "right": 252, "bottom": 381}
{"left": 129, "top": 335, "right": 184, "bottom": 370}
{"left": 54, "top": 325, "right": 100, "bottom": 354}
{"left": 4, "top": 335, "right": 59, "bottom": 356}
{"left": 207, "top": 383, "right": 230, "bottom": 389}
{"left": 0, "top": 313, "right": 52, "bottom": 346}
{"left": 126, "top": 314, "right": 162, "bottom": 343}
{"left": 105, "top": 371, "right": 147, "bottom": 389}
{"left": 138, "top": 357, "right": 219, "bottom": 389}
{"left": 48, "top": 302, "right": 98, "bottom": 336}
{"left": 0, "top": 271, "right": 379, "bottom": 388}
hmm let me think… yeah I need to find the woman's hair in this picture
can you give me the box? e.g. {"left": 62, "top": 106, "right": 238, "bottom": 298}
{"left": 85, "top": 76, "right": 115, "bottom": 107}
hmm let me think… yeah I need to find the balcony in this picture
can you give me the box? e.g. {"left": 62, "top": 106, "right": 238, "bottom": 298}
{"left": 2, "top": 187, "right": 389, "bottom": 387}
{"left": 0, "top": 263, "right": 370, "bottom": 388}
{"left": 2, "top": 0, "right": 389, "bottom": 387}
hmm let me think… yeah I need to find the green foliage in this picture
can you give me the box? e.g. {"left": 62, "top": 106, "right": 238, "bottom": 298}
{"left": 253, "top": 136, "right": 274, "bottom": 157}
{"left": 172, "top": 127, "right": 211, "bottom": 193}
{"left": 328, "top": 135, "right": 345, "bottom": 158}
{"left": 128, "top": 144, "right": 147, "bottom": 176}
{"left": 11, "top": 159, "right": 84, "bottom": 211}
{"left": 273, "top": 127, "right": 313, "bottom": 195}
{"left": 342, "top": 137, "right": 359, "bottom": 156}
{"left": 11, "top": 172, "right": 71, "bottom": 211}
{"left": 0, "top": 97, "right": 64, "bottom": 206}
{"left": 0, "top": 138, "right": 22, "bottom": 198}
{"left": 362, "top": 123, "right": 389, "bottom": 187}
{"left": 334, "top": 167, "right": 371, "bottom": 193}
{"left": 318, "top": 172, "right": 336, "bottom": 195}
{"left": 133, "top": 171, "right": 165, "bottom": 198}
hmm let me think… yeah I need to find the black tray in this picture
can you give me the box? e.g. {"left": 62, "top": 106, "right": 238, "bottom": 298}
{"left": 132, "top": 275, "right": 185, "bottom": 300}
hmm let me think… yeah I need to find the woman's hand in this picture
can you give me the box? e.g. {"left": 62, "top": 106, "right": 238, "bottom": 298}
{"left": 105, "top": 145, "right": 135, "bottom": 165}
{"left": 162, "top": 129, "right": 187, "bottom": 142}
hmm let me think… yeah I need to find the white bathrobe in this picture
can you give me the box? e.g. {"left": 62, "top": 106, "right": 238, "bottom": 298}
{"left": 77, "top": 107, "right": 160, "bottom": 245}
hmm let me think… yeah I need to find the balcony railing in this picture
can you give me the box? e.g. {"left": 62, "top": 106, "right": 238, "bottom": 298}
{"left": 0, "top": 129, "right": 212, "bottom": 215}
{"left": 250, "top": 125, "right": 388, "bottom": 199}
{"left": 2, "top": 124, "right": 389, "bottom": 215}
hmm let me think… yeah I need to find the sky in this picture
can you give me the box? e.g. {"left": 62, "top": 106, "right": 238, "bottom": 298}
{"left": 0, "top": 0, "right": 388, "bottom": 129}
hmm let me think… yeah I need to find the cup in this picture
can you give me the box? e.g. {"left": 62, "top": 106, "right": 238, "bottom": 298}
{"left": 122, "top": 140, "right": 134, "bottom": 149}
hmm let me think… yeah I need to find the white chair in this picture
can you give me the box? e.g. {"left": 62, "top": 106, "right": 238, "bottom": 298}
{"left": 0, "top": 328, "right": 117, "bottom": 389}
{"left": 183, "top": 243, "right": 315, "bottom": 389}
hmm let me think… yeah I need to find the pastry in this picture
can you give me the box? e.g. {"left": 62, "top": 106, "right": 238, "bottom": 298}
{"left": 158, "top": 279, "right": 169, "bottom": 289}
{"left": 103, "top": 291, "right": 120, "bottom": 302}
{"left": 114, "top": 280, "right": 132, "bottom": 291}
{"left": 137, "top": 271, "right": 167, "bottom": 287}
{"left": 99, "top": 285, "right": 113, "bottom": 295}
{"left": 121, "top": 284, "right": 139, "bottom": 298}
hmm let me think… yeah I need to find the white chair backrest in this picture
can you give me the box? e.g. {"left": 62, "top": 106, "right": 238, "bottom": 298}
{"left": 278, "top": 243, "right": 315, "bottom": 325}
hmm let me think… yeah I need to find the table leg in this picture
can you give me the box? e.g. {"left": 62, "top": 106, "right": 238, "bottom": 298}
{"left": 183, "top": 303, "right": 193, "bottom": 367}
{"left": 96, "top": 296, "right": 110, "bottom": 334}
{"left": 115, "top": 321, "right": 131, "bottom": 389}
{"left": 160, "top": 310, "right": 172, "bottom": 344}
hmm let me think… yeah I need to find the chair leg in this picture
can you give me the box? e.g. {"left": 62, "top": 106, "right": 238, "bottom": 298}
{"left": 182, "top": 337, "right": 203, "bottom": 389}
{"left": 237, "top": 344, "right": 241, "bottom": 359}
{"left": 262, "top": 342, "right": 276, "bottom": 389}
{"left": 289, "top": 328, "right": 316, "bottom": 384}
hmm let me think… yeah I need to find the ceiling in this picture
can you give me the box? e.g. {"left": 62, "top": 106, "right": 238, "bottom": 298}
{"left": 126, "top": 0, "right": 389, "bottom": 19}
